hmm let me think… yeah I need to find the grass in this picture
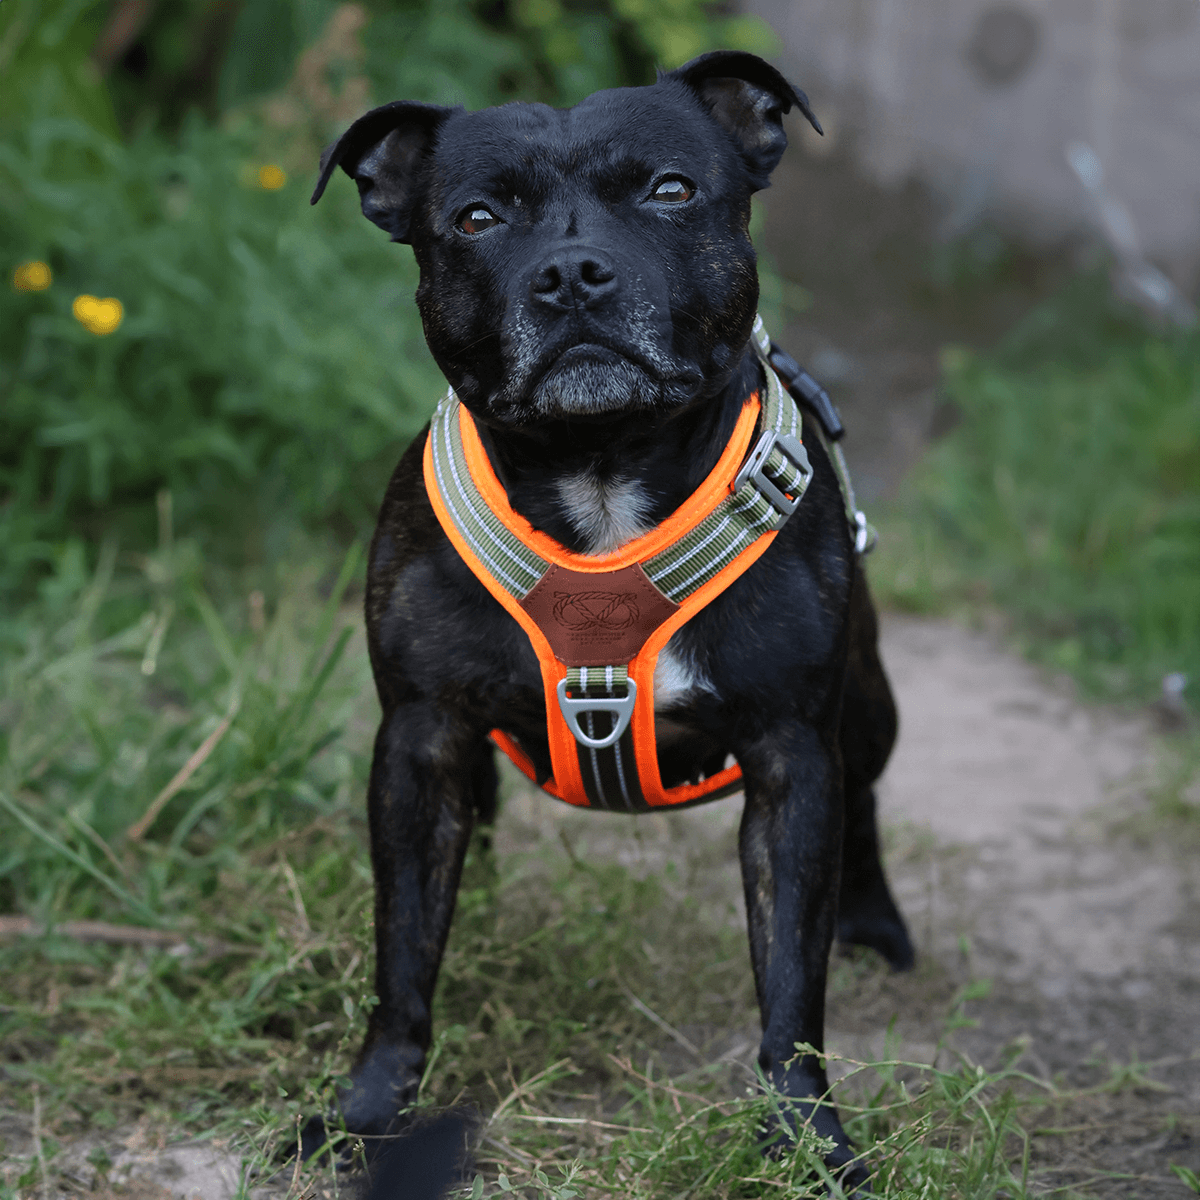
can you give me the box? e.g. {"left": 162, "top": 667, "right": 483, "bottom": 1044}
{"left": 2, "top": 274, "right": 1198, "bottom": 1196}
{"left": 6, "top": 832, "right": 1187, "bottom": 1200}
{"left": 868, "top": 276, "right": 1200, "bottom": 709}
{"left": 1, "top": 535, "right": 1195, "bottom": 1198}
{"left": 0, "top": 528, "right": 379, "bottom": 1192}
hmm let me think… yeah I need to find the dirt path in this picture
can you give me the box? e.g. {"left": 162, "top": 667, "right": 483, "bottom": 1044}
{"left": 878, "top": 614, "right": 1191, "bottom": 991}
{"left": 869, "top": 615, "right": 1200, "bottom": 1195}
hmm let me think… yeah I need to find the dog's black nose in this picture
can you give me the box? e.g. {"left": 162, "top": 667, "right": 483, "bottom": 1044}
{"left": 530, "top": 248, "right": 618, "bottom": 310}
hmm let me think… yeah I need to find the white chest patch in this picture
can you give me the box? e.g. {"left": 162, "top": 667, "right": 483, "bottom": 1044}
{"left": 556, "top": 470, "right": 717, "bottom": 712}
{"left": 654, "top": 636, "right": 716, "bottom": 710}
{"left": 556, "top": 469, "right": 654, "bottom": 554}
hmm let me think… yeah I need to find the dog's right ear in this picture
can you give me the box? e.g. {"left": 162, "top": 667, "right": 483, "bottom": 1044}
{"left": 311, "top": 101, "right": 456, "bottom": 243}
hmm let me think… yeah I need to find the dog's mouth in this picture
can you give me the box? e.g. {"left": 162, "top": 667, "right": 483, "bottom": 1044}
{"left": 526, "top": 342, "right": 698, "bottom": 421}
{"left": 547, "top": 343, "right": 628, "bottom": 373}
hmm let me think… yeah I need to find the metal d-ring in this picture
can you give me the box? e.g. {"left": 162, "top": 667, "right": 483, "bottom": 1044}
{"left": 556, "top": 677, "right": 638, "bottom": 749}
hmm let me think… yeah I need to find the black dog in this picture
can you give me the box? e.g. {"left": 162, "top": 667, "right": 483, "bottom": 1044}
{"left": 308, "top": 51, "right": 913, "bottom": 1190}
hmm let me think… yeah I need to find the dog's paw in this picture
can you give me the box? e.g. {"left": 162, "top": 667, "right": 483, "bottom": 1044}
{"left": 759, "top": 1130, "right": 873, "bottom": 1196}
{"left": 837, "top": 912, "right": 915, "bottom": 972}
{"left": 294, "top": 1039, "right": 426, "bottom": 1162}
{"left": 837, "top": 881, "right": 916, "bottom": 972}
{"left": 758, "top": 1095, "right": 872, "bottom": 1196}
{"left": 825, "top": 1145, "right": 872, "bottom": 1196}
{"left": 361, "top": 1111, "right": 476, "bottom": 1200}
{"left": 291, "top": 1110, "right": 475, "bottom": 1200}
{"left": 296, "top": 1112, "right": 348, "bottom": 1163}
{"left": 295, "top": 1105, "right": 415, "bottom": 1167}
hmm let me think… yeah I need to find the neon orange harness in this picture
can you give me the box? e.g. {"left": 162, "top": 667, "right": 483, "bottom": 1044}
{"left": 422, "top": 323, "right": 817, "bottom": 812}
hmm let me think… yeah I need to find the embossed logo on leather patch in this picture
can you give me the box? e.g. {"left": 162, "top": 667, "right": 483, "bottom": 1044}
{"left": 552, "top": 592, "right": 639, "bottom": 631}
{"left": 520, "top": 563, "right": 678, "bottom": 666}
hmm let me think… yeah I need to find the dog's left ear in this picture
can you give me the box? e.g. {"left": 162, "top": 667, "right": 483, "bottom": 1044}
{"left": 311, "top": 101, "right": 457, "bottom": 242}
{"left": 664, "top": 51, "right": 821, "bottom": 187}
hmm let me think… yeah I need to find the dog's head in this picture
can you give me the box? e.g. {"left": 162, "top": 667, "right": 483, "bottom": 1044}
{"left": 312, "top": 51, "right": 819, "bottom": 428}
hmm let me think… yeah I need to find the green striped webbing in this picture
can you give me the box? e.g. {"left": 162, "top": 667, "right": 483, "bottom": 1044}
{"left": 565, "top": 665, "right": 630, "bottom": 695}
{"left": 427, "top": 396, "right": 549, "bottom": 598}
{"left": 426, "top": 329, "right": 807, "bottom": 608}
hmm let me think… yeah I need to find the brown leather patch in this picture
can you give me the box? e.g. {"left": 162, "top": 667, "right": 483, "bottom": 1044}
{"left": 519, "top": 562, "right": 679, "bottom": 666}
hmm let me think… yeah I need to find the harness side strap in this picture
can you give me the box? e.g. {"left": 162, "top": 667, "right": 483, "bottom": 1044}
{"left": 752, "top": 316, "right": 877, "bottom": 555}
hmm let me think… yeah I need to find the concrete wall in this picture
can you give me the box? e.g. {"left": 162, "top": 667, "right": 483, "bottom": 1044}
{"left": 748, "top": 0, "right": 1200, "bottom": 286}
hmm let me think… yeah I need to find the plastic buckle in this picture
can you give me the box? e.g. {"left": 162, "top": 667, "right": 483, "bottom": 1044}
{"left": 733, "top": 430, "right": 812, "bottom": 530}
{"left": 556, "top": 677, "right": 638, "bottom": 749}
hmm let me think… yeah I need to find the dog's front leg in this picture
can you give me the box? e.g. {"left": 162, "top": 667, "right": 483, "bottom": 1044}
{"left": 739, "top": 723, "right": 869, "bottom": 1190}
{"left": 302, "top": 701, "right": 488, "bottom": 1159}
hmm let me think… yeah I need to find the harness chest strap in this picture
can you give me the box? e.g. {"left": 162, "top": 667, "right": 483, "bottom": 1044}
{"left": 422, "top": 342, "right": 814, "bottom": 812}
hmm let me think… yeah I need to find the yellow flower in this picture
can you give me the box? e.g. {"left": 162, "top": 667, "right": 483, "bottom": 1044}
{"left": 13, "top": 260, "right": 53, "bottom": 291}
{"left": 258, "top": 164, "right": 287, "bottom": 190}
{"left": 73, "top": 294, "right": 124, "bottom": 336}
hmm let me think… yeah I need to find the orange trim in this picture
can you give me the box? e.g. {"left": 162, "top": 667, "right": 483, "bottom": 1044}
{"left": 625, "top": 528, "right": 780, "bottom": 804}
{"left": 424, "top": 432, "right": 590, "bottom": 804}
{"left": 488, "top": 730, "right": 567, "bottom": 800}
{"left": 458, "top": 396, "right": 761, "bottom": 572}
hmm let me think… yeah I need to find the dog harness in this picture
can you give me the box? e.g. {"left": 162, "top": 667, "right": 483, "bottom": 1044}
{"left": 423, "top": 318, "right": 864, "bottom": 812}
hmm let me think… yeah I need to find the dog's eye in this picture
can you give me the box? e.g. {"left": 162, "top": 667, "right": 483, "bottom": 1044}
{"left": 458, "top": 207, "right": 501, "bottom": 235}
{"left": 650, "top": 178, "right": 695, "bottom": 204}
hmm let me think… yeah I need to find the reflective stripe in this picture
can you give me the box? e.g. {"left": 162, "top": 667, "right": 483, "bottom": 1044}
{"left": 432, "top": 434, "right": 530, "bottom": 595}
{"left": 583, "top": 712, "right": 607, "bottom": 807}
{"left": 644, "top": 486, "right": 773, "bottom": 598}
{"left": 609, "top": 727, "right": 634, "bottom": 810}
{"left": 642, "top": 368, "right": 794, "bottom": 600}
{"left": 431, "top": 402, "right": 547, "bottom": 595}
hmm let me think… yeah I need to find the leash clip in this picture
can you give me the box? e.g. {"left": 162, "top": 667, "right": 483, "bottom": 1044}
{"left": 733, "top": 429, "right": 812, "bottom": 529}
{"left": 556, "top": 677, "right": 638, "bottom": 749}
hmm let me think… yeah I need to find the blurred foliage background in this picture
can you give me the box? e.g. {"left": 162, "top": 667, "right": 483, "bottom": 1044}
{"left": 1, "top": 1, "right": 1197, "bottom": 1190}
{"left": 872, "top": 279, "right": 1200, "bottom": 703}
{"left": 0, "top": 0, "right": 773, "bottom": 599}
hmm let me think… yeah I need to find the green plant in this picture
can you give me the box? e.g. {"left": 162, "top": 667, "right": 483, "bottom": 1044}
{"left": 1171, "top": 1162, "right": 1200, "bottom": 1194}
{"left": 881, "top": 277, "right": 1200, "bottom": 704}
{"left": 1, "top": 0, "right": 778, "bottom": 600}
{"left": 1, "top": 110, "right": 446, "bottom": 593}
{"left": 0, "top": 0, "right": 121, "bottom": 139}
